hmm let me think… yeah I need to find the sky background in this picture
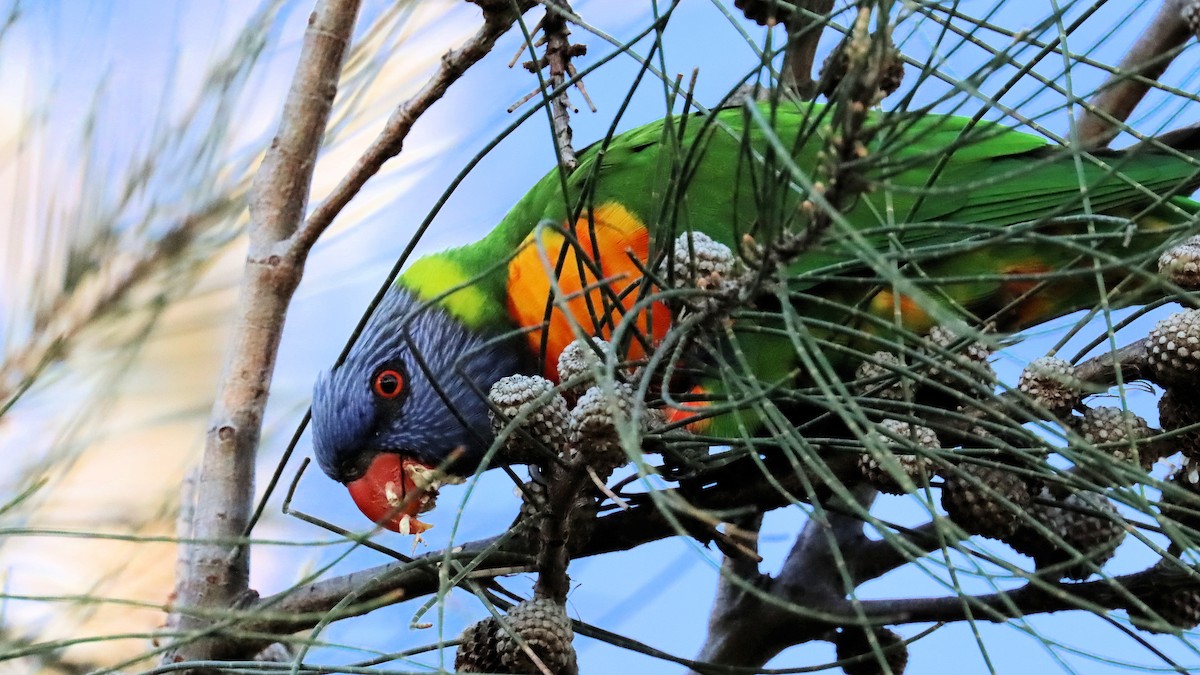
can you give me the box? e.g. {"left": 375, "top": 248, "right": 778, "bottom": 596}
{"left": 4, "top": 0, "right": 1200, "bottom": 673}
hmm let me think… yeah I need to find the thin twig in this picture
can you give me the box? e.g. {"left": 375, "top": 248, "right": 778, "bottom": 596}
{"left": 538, "top": 0, "right": 582, "bottom": 171}
{"left": 292, "top": 0, "right": 536, "bottom": 254}
{"left": 0, "top": 204, "right": 234, "bottom": 415}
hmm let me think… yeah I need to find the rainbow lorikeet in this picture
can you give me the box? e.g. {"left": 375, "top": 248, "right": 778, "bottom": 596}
{"left": 311, "top": 101, "right": 1200, "bottom": 533}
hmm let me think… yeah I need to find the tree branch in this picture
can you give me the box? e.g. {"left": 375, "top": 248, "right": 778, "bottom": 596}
{"left": 852, "top": 520, "right": 962, "bottom": 585}
{"left": 691, "top": 486, "right": 875, "bottom": 671}
{"left": 783, "top": 0, "right": 835, "bottom": 100}
{"left": 855, "top": 568, "right": 1167, "bottom": 625}
{"left": 1076, "top": 0, "right": 1197, "bottom": 147}
{"left": 292, "top": 0, "right": 536, "bottom": 253}
{"left": 164, "top": 0, "right": 363, "bottom": 666}
{"left": 215, "top": 453, "right": 859, "bottom": 658}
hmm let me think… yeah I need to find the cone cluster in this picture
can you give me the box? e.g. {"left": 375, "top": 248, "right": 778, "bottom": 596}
{"left": 489, "top": 374, "right": 570, "bottom": 462}
{"left": 857, "top": 420, "right": 937, "bottom": 495}
{"left": 488, "top": 338, "right": 657, "bottom": 476}
{"left": 456, "top": 598, "right": 577, "bottom": 674}
{"left": 1146, "top": 309, "right": 1200, "bottom": 386}
{"left": 1006, "top": 488, "right": 1125, "bottom": 581}
{"left": 1017, "top": 356, "right": 1081, "bottom": 416}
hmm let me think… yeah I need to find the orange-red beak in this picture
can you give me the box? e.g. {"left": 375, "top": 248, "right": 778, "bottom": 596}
{"left": 346, "top": 454, "right": 439, "bottom": 535}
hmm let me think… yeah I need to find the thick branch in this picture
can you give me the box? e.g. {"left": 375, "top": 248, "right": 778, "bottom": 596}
{"left": 783, "top": 0, "right": 835, "bottom": 99}
{"left": 855, "top": 568, "right": 1168, "bottom": 625}
{"left": 164, "top": 0, "right": 362, "bottom": 667}
{"left": 226, "top": 453, "right": 858, "bottom": 655}
{"left": 692, "top": 486, "right": 875, "bottom": 671}
{"left": 852, "top": 520, "right": 962, "bottom": 585}
{"left": 1076, "top": 0, "right": 1196, "bottom": 147}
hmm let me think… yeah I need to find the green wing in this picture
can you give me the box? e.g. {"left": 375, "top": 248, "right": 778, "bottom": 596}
{"left": 407, "top": 100, "right": 1200, "bottom": 344}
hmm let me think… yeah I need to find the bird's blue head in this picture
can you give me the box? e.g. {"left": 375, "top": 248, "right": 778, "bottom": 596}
{"left": 311, "top": 285, "right": 523, "bottom": 530}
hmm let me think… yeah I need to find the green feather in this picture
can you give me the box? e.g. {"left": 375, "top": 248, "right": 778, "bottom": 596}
{"left": 405, "top": 102, "right": 1198, "bottom": 331}
{"left": 394, "top": 100, "right": 1200, "bottom": 437}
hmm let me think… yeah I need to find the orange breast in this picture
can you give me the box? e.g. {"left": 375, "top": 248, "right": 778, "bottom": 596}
{"left": 506, "top": 203, "right": 672, "bottom": 379}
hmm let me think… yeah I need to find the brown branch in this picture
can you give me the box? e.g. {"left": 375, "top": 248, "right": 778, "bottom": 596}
{"left": 852, "top": 520, "right": 963, "bottom": 585}
{"left": 539, "top": 0, "right": 581, "bottom": 171}
{"left": 692, "top": 486, "right": 874, "bottom": 671}
{"left": 854, "top": 568, "right": 1168, "bottom": 625}
{"left": 783, "top": 0, "right": 835, "bottom": 100}
{"left": 220, "top": 453, "right": 859, "bottom": 656}
{"left": 533, "top": 461, "right": 591, "bottom": 603}
{"left": 163, "top": 0, "right": 363, "bottom": 666}
{"left": 292, "top": 0, "right": 536, "bottom": 254}
{"left": 1073, "top": 339, "right": 1151, "bottom": 385}
{"left": 1076, "top": 0, "right": 1197, "bottom": 147}
{"left": 734, "top": 0, "right": 835, "bottom": 99}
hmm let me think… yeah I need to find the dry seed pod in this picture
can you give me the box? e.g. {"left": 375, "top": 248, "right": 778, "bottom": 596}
{"left": 1006, "top": 488, "right": 1125, "bottom": 581}
{"left": 456, "top": 617, "right": 503, "bottom": 673}
{"left": 1073, "top": 406, "right": 1156, "bottom": 478}
{"left": 666, "top": 231, "right": 735, "bottom": 285}
{"left": 661, "top": 231, "right": 738, "bottom": 311}
{"left": 941, "top": 463, "right": 1031, "bottom": 540}
{"left": 556, "top": 337, "right": 611, "bottom": 398}
{"left": 1159, "top": 390, "right": 1200, "bottom": 461}
{"left": 858, "top": 420, "right": 938, "bottom": 495}
{"left": 1017, "top": 356, "right": 1081, "bottom": 415}
{"left": 496, "top": 597, "right": 577, "bottom": 675}
{"left": 489, "top": 375, "right": 570, "bottom": 462}
{"left": 924, "top": 325, "right": 995, "bottom": 389}
{"left": 1159, "top": 235, "right": 1200, "bottom": 289}
{"left": 853, "top": 351, "right": 906, "bottom": 400}
{"left": 570, "top": 383, "right": 647, "bottom": 474}
{"left": 1186, "top": 0, "right": 1200, "bottom": 34}
{"left": 1146, "top": 309, "right": 1200, "bottom": 386}
{"left": 1158, "top": 458, "right": 1200, "bottom": 537}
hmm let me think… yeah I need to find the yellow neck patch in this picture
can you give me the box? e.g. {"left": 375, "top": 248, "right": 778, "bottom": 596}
{"left": 401, "top": 255, "right": 492, "bottom": 326}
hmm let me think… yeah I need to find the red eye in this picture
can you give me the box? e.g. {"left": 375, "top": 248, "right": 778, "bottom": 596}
{"left": 372, "top": 369, "right": 405, "bottom": 399}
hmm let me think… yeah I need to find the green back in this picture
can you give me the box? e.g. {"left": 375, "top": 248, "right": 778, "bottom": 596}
{"left": 402, "top": 102, "right": 1200, "bottom": 333}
